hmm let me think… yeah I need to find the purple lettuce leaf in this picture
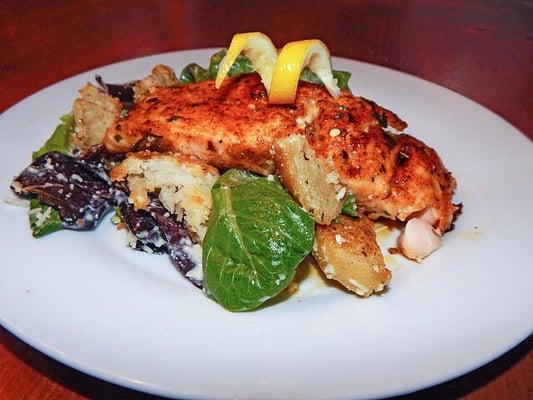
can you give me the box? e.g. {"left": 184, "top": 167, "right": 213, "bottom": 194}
{"left": 12, "top": 151, "right": 114, "bottom": 230}
{"left": 115, "top": 192, "right": 202, "bottom": 288}
{"left": 95, "top": 75, "right": 137, "bottom": 108}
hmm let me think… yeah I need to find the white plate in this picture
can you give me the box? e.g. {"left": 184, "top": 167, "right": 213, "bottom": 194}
{"left": 0, "top": 49, "right": 532, "bottom": 400}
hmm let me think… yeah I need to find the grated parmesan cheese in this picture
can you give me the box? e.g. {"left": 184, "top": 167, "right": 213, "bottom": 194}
{"left": 336, "top": 187, "right": 346, "bottom": 200}
{"left": 349, "top": 278, "right": 370, "bottom": 296}
{"left": 34, "top": 206, "right": 52, "bottom": 227}
{"left": 335, "top": 234, "right": 346, "bottom": 245}
{"left": 4, "top": 197, "right": 29, "bottom": 208}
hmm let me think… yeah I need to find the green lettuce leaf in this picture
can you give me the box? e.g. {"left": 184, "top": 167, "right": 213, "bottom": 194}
{"left": 203, "top": 169, "right": 315, "bottom": 311}
{"left": 179, "top": 63, "right": 210, "bottom": 84}
{"left": 207, "top": 49, "right": 254, "bottom": 80}
{"left": 341, "top": 193, "right": 358, "bottom": 217}
{"left": 32, "top": 114, "right": 74, "bottom": 159}
{"left": 29, "top": 114, "right": 75, "bottom": 237}
{"left": 29, "top": 198, "right": 62, "bottom": 238}
{"left": 300, "top": 68, "right": 352, "bottom": 91}
{"left": 179, "top": 50, "right": 254, "bottom": 84}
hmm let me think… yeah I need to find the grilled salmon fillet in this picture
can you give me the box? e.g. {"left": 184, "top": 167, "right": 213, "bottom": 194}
{"left": 104, "top": 74, "right": 457, "bottom": 232}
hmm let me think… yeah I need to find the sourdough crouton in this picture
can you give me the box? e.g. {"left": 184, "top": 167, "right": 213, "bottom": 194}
{"left": 134, "top": 64, "right": 179, "bottom": 101}
{"left": 313, "top": 215, "right": 391, "bottom": 297}
{"left": 72, "top": 83, "right": 122, "bottom": 151}
{"left": 110, "top": 151, "right": 219, "bottom": 241}
{"left": 274, "top": 134, "right": 344, "bottom": 224}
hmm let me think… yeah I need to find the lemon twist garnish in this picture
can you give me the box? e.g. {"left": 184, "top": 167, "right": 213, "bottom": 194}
{"left": 270, "top": 39, "right": 340, "bottom": 104}
{"left": 215, "top": 32, "right": 277, "bottom": 93}
{"left": 216, "top": 33, "right": 342, "bottom": 104}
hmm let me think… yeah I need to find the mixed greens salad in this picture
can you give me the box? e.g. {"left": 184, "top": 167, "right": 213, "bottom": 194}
{"left": 10, "top": 50, "right": 356, "bottom": 311}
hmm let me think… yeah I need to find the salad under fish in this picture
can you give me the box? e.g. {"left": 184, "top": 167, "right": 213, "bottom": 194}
{"left": 9, "top": 35, "right": 459, "bottom": 311}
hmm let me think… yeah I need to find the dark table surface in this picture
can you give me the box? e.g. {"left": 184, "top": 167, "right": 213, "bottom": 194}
{"left": 0, "top": 1, "right": 531, "bottom": 399}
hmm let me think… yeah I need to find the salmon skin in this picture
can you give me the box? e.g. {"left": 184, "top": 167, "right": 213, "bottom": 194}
{"left": 105, "top": 74, "right": 456, "bottom": 232}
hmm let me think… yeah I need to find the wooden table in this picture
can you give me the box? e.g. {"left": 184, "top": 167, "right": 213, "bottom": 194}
{"left": 0, "top": 1, "right": 531, "bottom": 399}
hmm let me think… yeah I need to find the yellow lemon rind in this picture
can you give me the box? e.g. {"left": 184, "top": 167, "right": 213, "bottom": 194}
{"left": 215, "top": 32, "right": 277, "bottom": 92}
{"left": 269, "top": 39, "right": 341, "bottom": 104}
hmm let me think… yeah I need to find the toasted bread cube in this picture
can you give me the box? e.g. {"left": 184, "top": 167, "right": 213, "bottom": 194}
{"left": 313, "top": 215, "right": 391, "bottom": 297}
{"left": 110, "top": 151, "right": 219, "bottom": 242}
{"left": 134, "top": 64, "right": 179, "bottom": 101}
{"left": 72, "top": 83, "right": 122, "bottom": 151}
{"left": 274, "top": 134, "right": 344, "bottom": 224}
